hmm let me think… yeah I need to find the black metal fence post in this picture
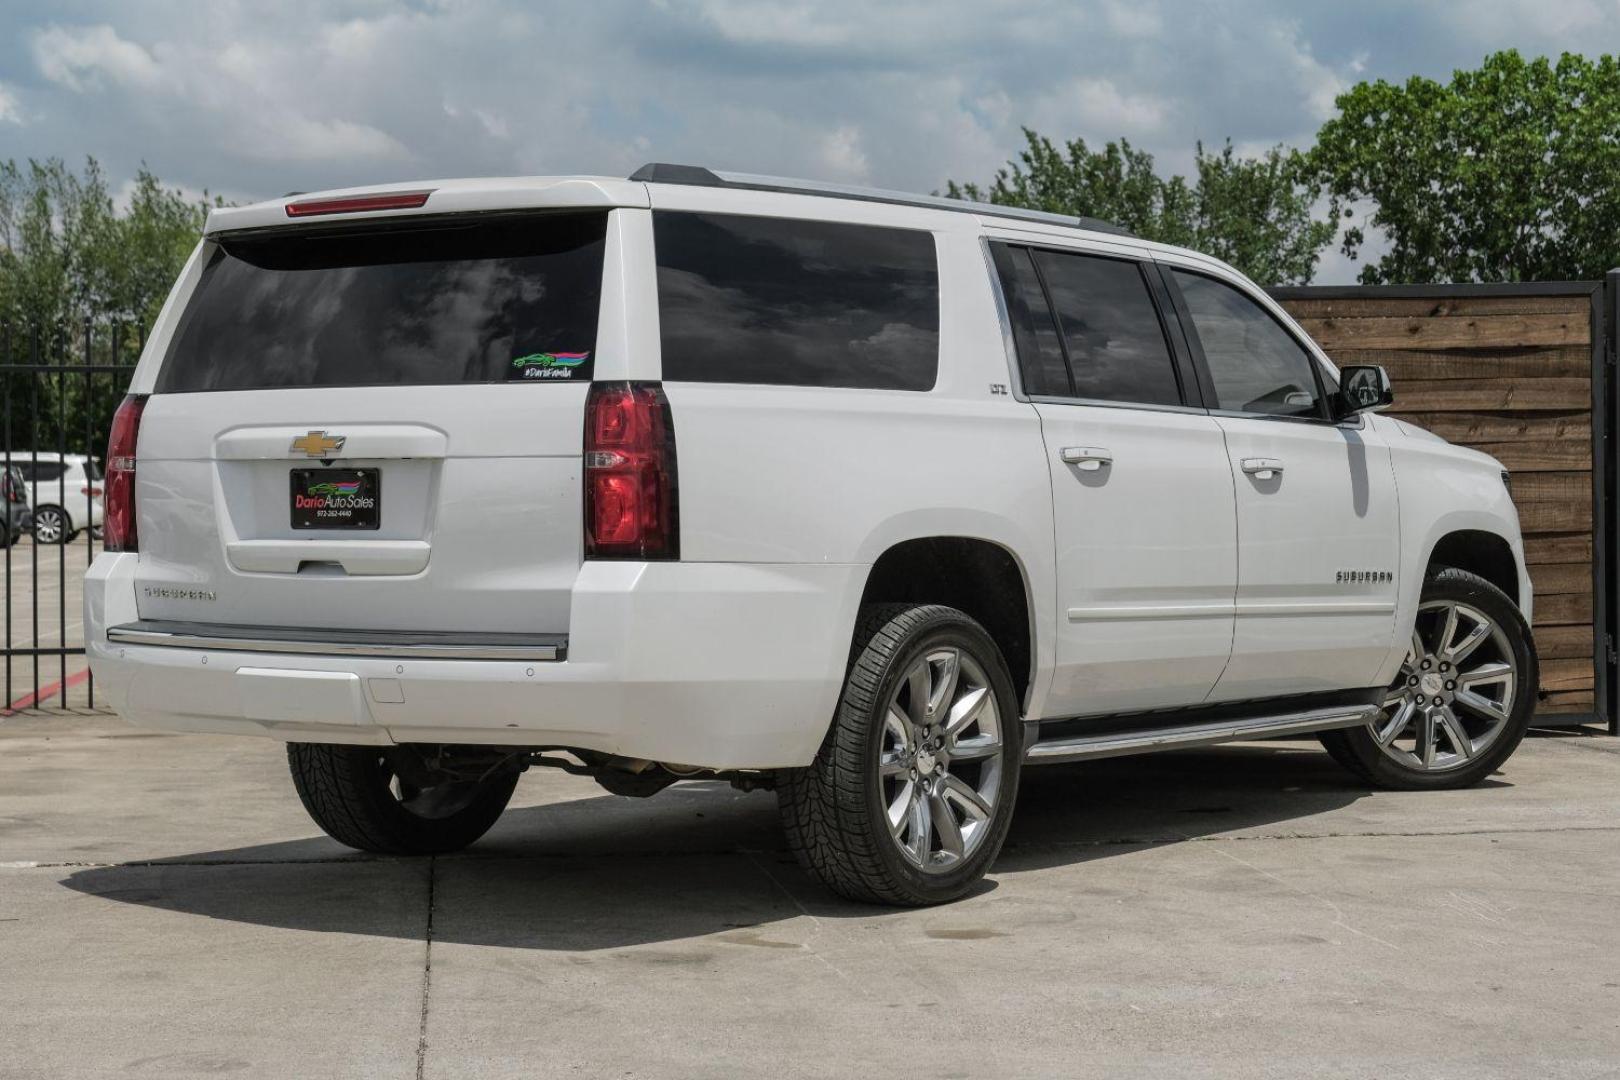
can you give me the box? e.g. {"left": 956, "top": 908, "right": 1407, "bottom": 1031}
{"left": 1605, "top": 270, "right": 1620, "bottom": 735}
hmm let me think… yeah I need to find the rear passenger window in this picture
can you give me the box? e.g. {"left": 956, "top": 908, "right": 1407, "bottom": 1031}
{"left": 653, "top": 212, "right": 938, "bottom": 391}
{"left": 990, "top": 245, "right": 1070, "bottom": 397}
{"left": 24, "top": 462, "right": 66, "bottom": 482}
{"left": 1031, "top": 251, "right": 1182, "bottom": 408}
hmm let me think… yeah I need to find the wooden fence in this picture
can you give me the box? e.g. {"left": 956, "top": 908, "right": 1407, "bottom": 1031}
{"left": 1271, "top": 281, "right": 1612, "bottom": 730}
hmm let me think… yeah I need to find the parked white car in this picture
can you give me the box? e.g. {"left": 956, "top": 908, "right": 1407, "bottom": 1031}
{"left": 84, "top": 166, "right": 1538, "bottom": 905}
{"left": 9, "top": 452, "right": 103, "bottom": 544}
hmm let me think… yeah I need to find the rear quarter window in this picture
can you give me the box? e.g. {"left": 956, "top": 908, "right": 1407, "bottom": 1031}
{"left": 653, "top": 211, "right": 939, "bottom": 391}
{"left": 157, "top": 212, "right": 607, "bottom": 392}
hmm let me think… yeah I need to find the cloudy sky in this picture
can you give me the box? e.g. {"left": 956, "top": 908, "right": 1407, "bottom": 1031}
{"left": 1, "top": 1, "right": 1614, "bottom": 280}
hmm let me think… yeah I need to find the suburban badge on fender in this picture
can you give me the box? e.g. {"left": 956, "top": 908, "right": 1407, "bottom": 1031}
{"left": 291, "top": 431, "right": 346, "bottom": 458}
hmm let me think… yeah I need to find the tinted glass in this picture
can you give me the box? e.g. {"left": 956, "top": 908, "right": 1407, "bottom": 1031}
{"left": 158, "top": 213, "right": 607, "bottom": 392}
{"left": 654, "top": 212, "right": 938, "bottom": 390}
{"left": 991, "top": 244, "right": 1069, "bottom": 396}
{"left": 24, "top": 462, "right": 65, "bottom": 482}
{"left": 1172, "top": 270, "right": 1323, "bottom": 417}
{"left": 1034, "top": 251, "right": 1181, "bottom": 407}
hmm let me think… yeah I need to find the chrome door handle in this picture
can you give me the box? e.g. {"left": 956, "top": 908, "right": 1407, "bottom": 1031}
{"left": 1241, "top": 457, "right": 1284, "bottom": 480}
{"left": 1060, "top": 446, "right": 1112, "bottom": 471}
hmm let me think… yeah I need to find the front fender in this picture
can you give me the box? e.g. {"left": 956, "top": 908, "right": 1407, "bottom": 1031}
{"left": 1377, "top": 441, "right": 1527, "bottom": 688}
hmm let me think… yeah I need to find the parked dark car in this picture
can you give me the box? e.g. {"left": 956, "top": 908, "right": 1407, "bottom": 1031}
{"left": 2, "top": 465, "right": 35, "bottom": 546}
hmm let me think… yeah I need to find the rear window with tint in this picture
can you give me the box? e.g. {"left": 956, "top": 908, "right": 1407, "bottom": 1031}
{"left": 653, "top": 211, "right": 939, "bottom": 391}
{"left": 158, "top": 213, "right": 607, "bottom": 392}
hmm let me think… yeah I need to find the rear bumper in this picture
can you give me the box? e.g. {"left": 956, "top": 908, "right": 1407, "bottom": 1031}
{"left": 86, "top": 554, "right": 864, "bottom": 769}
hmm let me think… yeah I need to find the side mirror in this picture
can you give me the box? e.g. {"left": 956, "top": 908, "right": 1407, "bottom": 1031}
{"left": 1335, "top": 364, "right": 1394, "bottom": 417}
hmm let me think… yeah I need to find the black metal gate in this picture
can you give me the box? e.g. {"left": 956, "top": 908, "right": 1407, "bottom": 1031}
{"left": 1, "top": 320, "right": 139, "bottom": 713}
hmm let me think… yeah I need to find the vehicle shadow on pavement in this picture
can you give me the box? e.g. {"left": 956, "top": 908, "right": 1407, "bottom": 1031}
{"left": 57, "top": 742, "right": 1471, "bottom": 951}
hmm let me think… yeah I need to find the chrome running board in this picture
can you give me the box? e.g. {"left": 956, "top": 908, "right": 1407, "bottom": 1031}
{"left": 1024, "top": 704, "right": 1379, "bottom": 765}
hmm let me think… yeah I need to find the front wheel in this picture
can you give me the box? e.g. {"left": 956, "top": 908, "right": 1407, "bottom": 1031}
{"left": 1320, "top": 567, "right": 1538, "bottom": 790}
{"left": 287, "top": 743, "right": 518, "bottom": 854}
{"left": 778, "top": 604, "right": 1023, "bottom": 905}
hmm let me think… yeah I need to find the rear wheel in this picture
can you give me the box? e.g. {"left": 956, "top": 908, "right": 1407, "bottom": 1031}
{"left": 1320, "top": 567, "right": 1537, "bottom": 790}
{"left": 778, "top": 603, "right": 1022, "bottom": 906}
{"left": 287, "top": 743, "right": 518, "bottom": 854}
{"left": 33, "top": 505, "right": 75, "bottom": 545}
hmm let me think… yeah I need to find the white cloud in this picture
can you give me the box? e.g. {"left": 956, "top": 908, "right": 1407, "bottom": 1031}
{"left": 245, "top": 116, "right": 410, "bottom": 164}
{"left": 815, "top": 125, "right": 869, "bottom": 182}
{"left": 1100, "top": 0, "right": 1162, "bottom": 37}
{"left": 32, "top": 24, "right": 164, "bottom": 93}
{"left": 0, "top": 0, "right": 1610, "bottom": 284}
{"left": 0, "top": 83, "right": 22, "bottom": 125}
{"left": 1067, "top": 77, "right": 1169, "bottom": 133}
{"left": 692, "top": 1, "right": 857, "bottom": 47}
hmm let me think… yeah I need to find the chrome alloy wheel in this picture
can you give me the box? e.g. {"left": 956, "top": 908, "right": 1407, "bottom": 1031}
{"left": 33, "top": 506, "right": 65, "bottom": 544}
{"left": 1371, "top": 600, "right": 1518, "bottom": 772}
{"left": 879, "top": 647, "right": 1005, "bottom": 873}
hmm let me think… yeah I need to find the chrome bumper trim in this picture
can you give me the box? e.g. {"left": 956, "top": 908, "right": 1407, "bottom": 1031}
{"left": 106, "top": 620, "right": 567, "bottom": 662}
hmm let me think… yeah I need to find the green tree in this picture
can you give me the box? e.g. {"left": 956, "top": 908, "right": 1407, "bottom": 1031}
{"left": 0, "top": 156, "right": 216, "bottom": 336}
{"left": 0, "top": 158, "right": 217, "bottom": 454}
{"left": 1310, "top": 49, "right": 1620, "bottom": 283}
{"left": 945, "top": 130, "right": 1334, "bottom": 285}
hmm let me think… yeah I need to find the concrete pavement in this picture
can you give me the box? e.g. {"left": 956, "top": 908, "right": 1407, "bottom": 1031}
{"left": 1, "top": 710, "right": 1617, "bottom": 1078}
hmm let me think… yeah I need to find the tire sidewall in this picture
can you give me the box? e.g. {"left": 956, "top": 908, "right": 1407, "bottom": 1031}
{"left": 1350, "top": 569, "right": 1538, "bottom": 790}
{"left": 288, "top": 743, "right": 518, "bottom": 855}
{"left": 857, "top": 609, "right": 1023, "bottom": 901}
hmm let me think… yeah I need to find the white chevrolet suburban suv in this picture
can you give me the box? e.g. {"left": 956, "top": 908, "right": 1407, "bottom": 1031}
{"left": 85, "top": 164, "right": 1538, "bottom": 905}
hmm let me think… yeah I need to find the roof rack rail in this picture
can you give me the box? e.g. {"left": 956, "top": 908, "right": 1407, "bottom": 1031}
{"left": 627, "top": 162, "right": 1135, "bottom": 238}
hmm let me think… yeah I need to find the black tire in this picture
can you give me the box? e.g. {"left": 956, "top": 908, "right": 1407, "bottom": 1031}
{"left": 287, "top": 743, "right": 518, "bottom": 855}
{"left": 32, "top": 505, "right": 72, "bottom": 545}
{"left": 1319, "top": 566, "right": 1537, "bottom": 790}
{"left": 778, "top": 603, "right": 1023, "bottom": 906}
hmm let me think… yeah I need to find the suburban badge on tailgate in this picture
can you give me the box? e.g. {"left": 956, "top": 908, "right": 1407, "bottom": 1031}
{"left": 290, "top": 431, "right": 346, "bottom": 458}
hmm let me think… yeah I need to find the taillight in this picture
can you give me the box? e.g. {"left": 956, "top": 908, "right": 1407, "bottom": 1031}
{"left": 81, "top": 486, "right": 102, "bottom": 498}
{"left": 3, "top": 474, "right": 19, "bottom": 503}
{"left": 583, "top": 382, "right": 678, "bottom": 559}
{"left": 103, "top": 394, "right": 147, "bottom": 552}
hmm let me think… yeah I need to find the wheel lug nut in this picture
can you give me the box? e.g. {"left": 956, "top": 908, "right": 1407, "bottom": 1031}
{"left": 1421, "top": 659, "right": 1432, "bottom": 670}
{"left": 1433, "top": 696, "right": 1444, "bottom": 706}
{"left": 1439, "top": 662, "right": 1450, "bottom": 672}
{"left": 1408, "top": 676, "right": 1419, "bottom": 687}
{"left": 1445, "top": 680, "right": 1456, "bottom": 691}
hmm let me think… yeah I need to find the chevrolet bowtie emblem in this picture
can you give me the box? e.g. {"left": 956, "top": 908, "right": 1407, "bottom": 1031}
{"left": 291, "top": 431, "right": 346, "bottom": 458}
